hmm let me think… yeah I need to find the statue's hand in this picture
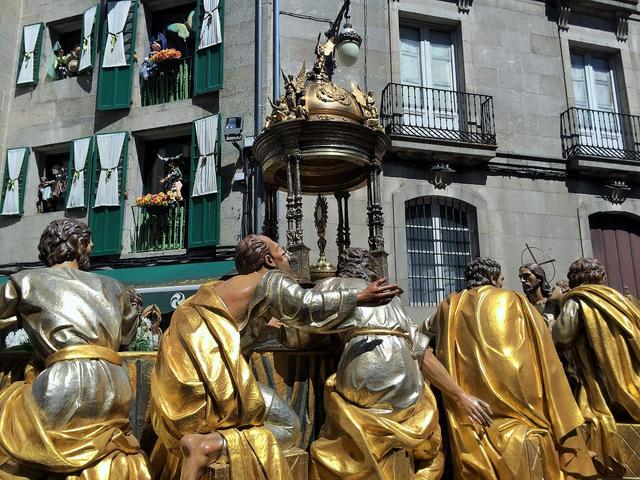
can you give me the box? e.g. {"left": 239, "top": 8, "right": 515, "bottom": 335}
{"left": 356, "top": 277, "right": 402, "bottom": 307}
{"left": 454, "top": 392, "right": 492, "bottom": 428}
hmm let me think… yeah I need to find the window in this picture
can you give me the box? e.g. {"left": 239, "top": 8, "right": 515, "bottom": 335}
{"left": 47, "top": 18, "right": 82, "bottom": 81}
{"left": 35, "top": 150, "right": 70, "bottom": 213}
{"left": 89, "top": 132, "right": 129, "bottom": 256}
{"left": 1, "top": 148, "right": 30, "bottom": 216}
{"left": 133, "top": 135, "right": 190, "bottom": 252}
{"left": 140, "top": 1, "right": 196, "bottom": 106}
{"left": 570, "top": 51, "right": 622, "bottom": 148}
{"left": 193, "top": 0, "right": 224, "bottom": 95}
{"left": 16, "top": 24, "right": 44, "bottom": 86}
{"left": 589, "top": 213, "right": 640, "bottom": 298}
{"left": 399, "top": 24, "right": 458, "bottom": 130}
{"left": 405, "top": 196, "right": 479, "bottom": 306}
{"left": 97, "top": 1, "right": 139, "bottom": 111}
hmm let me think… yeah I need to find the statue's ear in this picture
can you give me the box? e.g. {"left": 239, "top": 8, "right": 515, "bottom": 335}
{"left": 264, "top": 253, "right": 277, "bottom": 269}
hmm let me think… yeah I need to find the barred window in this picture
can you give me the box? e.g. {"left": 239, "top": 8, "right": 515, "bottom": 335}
{"left": 405, "top": 196, "right": 479, "bottom": 306}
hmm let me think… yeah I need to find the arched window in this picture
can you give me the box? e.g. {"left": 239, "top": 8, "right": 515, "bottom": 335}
{"left": 405, "top": 196, "right": 479, "bottom": 306}
{"left": 589, "top": 213, "right": 640, "bottom": 297}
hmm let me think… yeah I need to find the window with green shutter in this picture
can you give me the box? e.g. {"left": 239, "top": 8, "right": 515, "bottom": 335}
{"left": 89, "top": 132, "right": 129, "bottom": 256}
{"left": 97, "top": 1, "right": 139, "bottom": 110}
{"left": 16, "top": 24, "right": 44, "bottom": 86}
{"left": 0, "top": 148, "right": 30, "bottom": 216}
{"left": 188, "top": 115, "right": 221, "bottom": 248}
{"left": 193, "top": 0, "right": 224, "bottom": 96}
{"left": 78, "top": 4, "right": 101, "bottom": 74}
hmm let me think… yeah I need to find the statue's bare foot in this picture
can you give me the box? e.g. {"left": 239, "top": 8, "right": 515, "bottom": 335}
{"left": 180, "top": 432, "right": 225, "bottom": 480}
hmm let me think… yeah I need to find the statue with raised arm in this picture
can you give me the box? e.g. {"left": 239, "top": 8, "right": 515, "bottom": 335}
{"left": 309, "top": 248, "right": 492, "bottom": 480}
{"left": 553, "top": 257, "right": 640, "bottom": 476}
{"left": 149, "top": 235, "right": 401, "bottom": 480}
{"left": 0, "top": 219, "right": 151, "bottom": 480}
{"left": 428, "top": 257, "right": 596, "bottom": 479}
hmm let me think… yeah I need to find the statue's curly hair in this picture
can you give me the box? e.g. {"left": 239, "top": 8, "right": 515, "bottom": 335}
{"left": 336, "top": 247, "right": 378, "bottom": 282}
{"left": 235, "top": 234, "right": 271, "bottom": 275}
{"left": 521, "top": 263, "right": 552, "bottom": 297}
{"left": 568, "top": 257, "right": 606, "bottom": 288}
{"left": 555, "top": 279, "right": 570, "bottom": 293}
{"left": 465, "top": 257, "right": 502, "bottom": 289}
{"left": 38, "top": 219, "right": 91, "bottom": 271}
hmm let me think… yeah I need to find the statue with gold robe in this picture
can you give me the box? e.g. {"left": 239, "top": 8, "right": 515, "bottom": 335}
{"left": 150, "top": 235, "right": 401, "bottom": 480}
{"left": 310, "top": 248, "right": 492, "bottom": 480}
{"left": 553, "top": 257, "right": 640, "bottom": 476}
{"left": 428, "top": 257, "right": 596, "bottom": 480}
{"left": 0, "top": 219, "right": 151, "bottom": 480}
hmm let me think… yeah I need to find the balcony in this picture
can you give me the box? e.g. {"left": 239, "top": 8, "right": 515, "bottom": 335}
{"left": 132, "top": 205, "right": 186, "bottom": 252}
{"left": 380, "top": 83, "right": 497, "bottom": 165}
{"left": 141, "top": 57, "right": 193, "bottom": 107}
{"left": 560, "top": 107, "right": 640, "bottom": 177}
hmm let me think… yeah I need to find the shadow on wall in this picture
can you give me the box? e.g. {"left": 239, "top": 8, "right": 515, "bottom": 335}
{"left": 94, "top": 108, "right": 131, "bottom": 132}
{"left": 383, "top": 156, "right": 489, "bottom": 187}
{"left": 14, "top": 85, "right": 35, "bottom": 99}
{"left": 192, "top": 93, "right": 220, "bottom": 115}
{"left": 76, "top": 73, "right": 93, "bottom": 93}
{"left": 219, "top": 162, "right": 235, "bottom": 202}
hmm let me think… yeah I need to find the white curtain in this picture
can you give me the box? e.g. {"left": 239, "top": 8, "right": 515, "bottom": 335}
{"left": 198, "top": 0, "right": 222, "bottom": 50}
{"left": 79, "top": 5, "right": 98, "bottom": 72}
{"left": 16, "top": 24, "right": 41, "bottom": 85}
{"left": 66, "top": 138, "right": 92, "bottom": 209}
{"left": 192, "top": 115, "right": 218, "bottom": 197}
{"left": 1, "top": 148, "right": 27, "bottom": 215}
{"left": 95, "top": 133, "right": 125, "bottom": 208}
{"left": 102, "top": 1, "right": 131, "bottom": 68}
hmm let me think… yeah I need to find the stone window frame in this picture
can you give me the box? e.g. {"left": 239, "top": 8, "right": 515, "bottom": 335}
{"left": 390, "top": 183, "right": 491, "bottom": 304}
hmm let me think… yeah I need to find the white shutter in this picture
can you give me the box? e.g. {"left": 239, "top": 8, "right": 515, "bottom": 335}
{"left": 400, "top": 26, "right": 422, "bottom": 86}
{"left": 571, "top": 53, "right": 589, "bottom": 109}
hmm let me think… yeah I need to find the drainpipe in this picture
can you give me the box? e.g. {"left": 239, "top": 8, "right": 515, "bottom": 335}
{"left": 254, "top": 0, "right": 264, "bottom": 234}
{"left": 272, "top": 0, "right": 281, "bottom": 237}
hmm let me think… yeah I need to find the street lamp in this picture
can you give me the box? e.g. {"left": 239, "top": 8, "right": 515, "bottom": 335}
{"left": 323, "top": 0, "right": 363, "bottom": 77}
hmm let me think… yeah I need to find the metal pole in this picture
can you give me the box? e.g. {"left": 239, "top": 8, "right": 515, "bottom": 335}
{"left": 254, "top": 0, "right": 264, "bottom": 236}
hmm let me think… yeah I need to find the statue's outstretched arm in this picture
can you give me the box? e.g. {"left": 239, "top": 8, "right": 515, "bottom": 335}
{"left": 254, "top": 271, "right": 358, "bottom": 332}
{"left": 552, "top": 299, "right": 580, "bottom": 347}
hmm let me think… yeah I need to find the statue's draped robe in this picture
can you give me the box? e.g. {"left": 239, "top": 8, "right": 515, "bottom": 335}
{"left": 0, "top": 268, "right": 150, "bottom": 480}
{"left": 310, "top": 277, "right": 443, "bottom": 480}
{"left": 431, "top": 286, "right": 596, "bottom": 480}
{"left": 150, "top": 271, "right": 357, "bottom": 480}
{"left": 554, "top": 284, "right": 640, "bottom": 474}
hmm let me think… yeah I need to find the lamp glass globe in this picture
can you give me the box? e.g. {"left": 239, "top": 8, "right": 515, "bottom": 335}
{"left": 336, "top": 40, "right": 360, "bottom": 67}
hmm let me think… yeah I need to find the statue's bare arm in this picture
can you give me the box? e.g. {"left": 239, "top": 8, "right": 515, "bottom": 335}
{"left": 421, "top": 349, "right": 492, "bottom": 427}
{"left": 0, "top": 280, "right": 19, "bottom": 329}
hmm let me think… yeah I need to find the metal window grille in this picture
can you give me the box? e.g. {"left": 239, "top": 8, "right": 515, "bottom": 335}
{"left": 405, "top": 196, "right": 479, "bottom": 306}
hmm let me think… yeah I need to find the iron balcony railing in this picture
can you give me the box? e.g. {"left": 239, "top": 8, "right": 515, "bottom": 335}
{"left": 141, "top": 56, "right": 193, "bottom": 107}
{"left": 132, "top": 204, "right": 186, "bottom": 252}
{"left": 380, "top": 83, "right": 496, "bottom": 146}
{"left": 560, "top": 107, "right": 640, "bottom": 162}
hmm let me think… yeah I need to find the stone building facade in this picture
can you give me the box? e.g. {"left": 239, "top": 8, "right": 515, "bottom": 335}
{"left": 0, "top": 0, "right": 638, "bottom": 321}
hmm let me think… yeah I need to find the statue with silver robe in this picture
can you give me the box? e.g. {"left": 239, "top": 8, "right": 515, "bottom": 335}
{"left": 0, "top": 219, "right": 151, "bottom": 480}
{"left": 309, "top": 248, "right": 492, "bottom": 480}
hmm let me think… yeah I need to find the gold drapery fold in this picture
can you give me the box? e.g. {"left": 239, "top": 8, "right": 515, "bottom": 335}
{"left": 0, "top": 381, "right": 148, "bottom": 480}
{"left": 433, "top": 287, "right": 596, "bottom": 479}
{"left": 309, "top": 374, "right": 443, "bottom": 480}
{"left": 150, "top": 281, "right": 292, "bottom": 480}
{"left": 561, "top": 284, "right": 640, "bottom": 474}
